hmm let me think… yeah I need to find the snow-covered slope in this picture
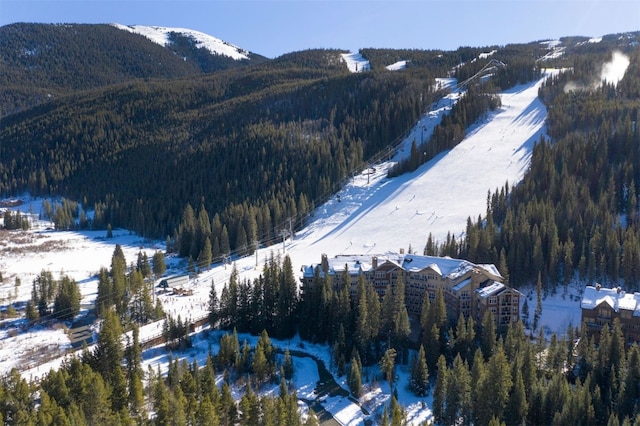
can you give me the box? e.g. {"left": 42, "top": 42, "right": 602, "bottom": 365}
{"left": 341, "top": 51, "right": 370, "bottom": 72}
{"left": 111, "top": 24, "right": 250, "bottom": 60}
{"left": 386, "top": 60, "right": 408, "bottom": 71}
{"left": 274, "top": 70, "right": 556, "bottom": 273}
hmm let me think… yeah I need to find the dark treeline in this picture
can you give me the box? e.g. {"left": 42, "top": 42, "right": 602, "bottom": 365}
{"left": 1, "top": 51, "right": 435, "bottom": 262}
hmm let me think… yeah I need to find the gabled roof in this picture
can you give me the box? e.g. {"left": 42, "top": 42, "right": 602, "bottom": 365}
{"left": 581, "top": 285, "right": 640, "bottom": 316}
{"left": 475, "top": 281, "right": 523, "bottom": 298}
{"left": 301, "top": 252, "right": 502, "bottom": 281}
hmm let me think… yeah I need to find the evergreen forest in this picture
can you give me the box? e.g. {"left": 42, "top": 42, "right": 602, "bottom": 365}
{"left": 2, "top": 23, "right": 640, "bottom": 425}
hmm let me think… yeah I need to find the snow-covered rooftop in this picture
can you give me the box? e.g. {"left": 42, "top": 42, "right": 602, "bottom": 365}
{"left": 451, "top": 277, "right": 472, "bottom": 292}
{"left": 475, "top": 281, "right": 506, "bottom": 298}
{"left": 302, "top": 252, "right": 497, "bottom": 282}
{"left": 581, "top": 285, "right": 640, "bottom": 316}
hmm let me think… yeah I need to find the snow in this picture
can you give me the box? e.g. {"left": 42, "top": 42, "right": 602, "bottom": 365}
{"left": 274, "top": 70, "right": 556, "bottom": 277}
{"left": 386, "top": 60, "right": 408, "bottom": 71}
{"left": 478, "top": 50, "right": 497, "bottom": 59}
{"left": 341, "top": 52, "right": 370, "bottom": 72}
{"left": 581, "top": 285, "right": 640, "bottom": 315}
{"left": 0, "top": 67, "right": 586, "bottom": 424}
{"left": 538, "top": 40, "right": 565, "bottom": 61}
{"left": 111, "top": 23, "right": 250, "bottom": 60}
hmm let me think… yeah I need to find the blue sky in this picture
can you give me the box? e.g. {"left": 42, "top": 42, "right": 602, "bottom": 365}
{"left": 2, "top": 0, "right": 639, "bottom": 58}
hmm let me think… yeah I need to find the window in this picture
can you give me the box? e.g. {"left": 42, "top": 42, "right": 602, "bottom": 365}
{"left": 598, "top": 308, "right": 611, "bottom": 318}
{"left": 489, "top": 296, "right": 497, "bottom": 305}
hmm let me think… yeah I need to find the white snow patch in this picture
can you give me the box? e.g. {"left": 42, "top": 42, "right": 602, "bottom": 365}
{"left": 386, "top": 60, "right": 408, "bottom": 71}
{"left": 341, "top": 52, "right": 370, "bottom": 73}
{"left": 111, "top": 23, "right": 250, "bottom": 60}
{"left": 479, "top": 50, "right": 497, "bottom": 59}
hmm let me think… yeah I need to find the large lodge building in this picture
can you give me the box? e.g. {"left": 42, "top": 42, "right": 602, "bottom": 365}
{"left": 301, "top": 252, "right": 522, "bottom": 329}
{"left": 581, "top": 284, "right": 640, "bottom": 344}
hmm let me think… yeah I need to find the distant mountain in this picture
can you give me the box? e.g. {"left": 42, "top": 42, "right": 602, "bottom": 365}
{"left": 111, "top": 24, "right": 253, "bottom": 61}
{"left": 0, "top": 23, "right": 268, "bottom": 116}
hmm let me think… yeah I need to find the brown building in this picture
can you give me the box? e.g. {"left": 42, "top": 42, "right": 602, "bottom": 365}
{"left": 581, "top": 284, "right": 640, "bottom": 344}
{"left": 301, "top": 252, "right": 520, "bottom": 328}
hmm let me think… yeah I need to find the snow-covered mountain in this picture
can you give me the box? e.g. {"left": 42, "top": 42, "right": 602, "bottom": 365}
{"left": 112, "top": 23, "right": 250, "bottom": 60}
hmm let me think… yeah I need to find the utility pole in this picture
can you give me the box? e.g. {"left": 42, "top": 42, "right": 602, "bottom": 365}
{"left": 254, "top": 240, "right": 259, "bottom": 268}
{"left": 281, "top": 229, "right": 287, "bottom": 254}
{"left": 288, "top": 217, "right": 293, "bottom": 240}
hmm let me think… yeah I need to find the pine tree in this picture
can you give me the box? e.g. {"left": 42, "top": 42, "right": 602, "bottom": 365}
{"left": 95, "top": 267, "right": 112, "bottom": 319}
{"left": 433, "top": 354, "right": 447, "bottom": 424}
{"left": 111, "top": 245, "right": 127, "bottom": 316}
{"left": 348, "top": 356, "right": 363, "bottom": 397}
{"left": 152, "top": 250, "right": 166, "bottom": 278}
{"left": 355, "top": 274, "right": 371, "bottom": 362}
{"left": 534, "top": 272, "right": 543, "bottom": 331}
{"left": 445, "top": 355, "right": 472, "bottom": 425}
{"left": 219, "top": 265, "right": 239, "bottom": 329}
{"left": 481, "top": 310, "right": 497, "bottom": 360}
{"left": 283, "top": 348, "right": 294, "bottom": 381}
{"left": 521, "top": 297, "right": 530, "bottom": 328}
{"left": 125, "top": 325, "right": 145, "bottom": 419}
{"left": 252, "top": 339, "right": 269, "bottom": 386}
{"left": 208, "top": 279, "right": 219, "bottom": 328}
{"left": 198, "top": 237, "right": 213, "bottom": 271}
{"left": 409, "top": 345, "right": 429, "bottom": 396}
{"left": 504, "top": 361, "right": 528, "bottom": 426}
{"left": 380, "top": 348, "right": 397, "bottom": 387}
{"left": 275, "top": 255, "right": 298, "bottom": 339}
{"left": 476, "top": 345, "right": 512, "bottom": 425}
{"left": 53, "top": 275, "right": 81, "bottom": 321}
{"left": 136, "top": 251, "right": 151, "bottom": 278}
{"left": 425, "top": 323, "right": 441, "bottom": 372}
{"left": 91, "top": 308, "right": 127, "bottom": 412}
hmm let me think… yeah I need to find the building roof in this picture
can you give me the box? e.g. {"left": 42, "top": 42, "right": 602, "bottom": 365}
{"left": 475, "top": 281, "right": 523, "bottom": 298}
{"left": 581, "top": 285, "right": 640, "bottom": 316}
{"left": 301, "top": 252, "right": 502, "bottom": 281}
{"left": 476, "top": 281, "right": 506, "bottom": 298}
{"left": 451, "top": 278, "right": 473, "bottom": 292}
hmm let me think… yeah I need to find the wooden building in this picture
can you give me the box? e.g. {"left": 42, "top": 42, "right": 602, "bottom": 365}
{"left": 301, "top": 252, "right": 519, "bottom": 329}
{"left": 581, "top": 284, "right": 640, "bottom": 344}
